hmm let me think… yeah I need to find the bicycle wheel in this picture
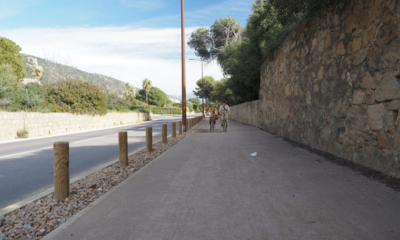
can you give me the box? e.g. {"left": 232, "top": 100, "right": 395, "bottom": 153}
{"left": 223, "top": 120, "right": 227, "bottom": 132}
{"left": 211, "top": 118, "right": 214, "bottom": 132}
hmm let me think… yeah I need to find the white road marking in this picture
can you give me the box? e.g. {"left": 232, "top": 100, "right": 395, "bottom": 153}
{"left": 0, "top": 146, "right": 52, "bottom": 160}
{"left": 0, "top": 136, "right": 108, "bottom": 160}
{"left": 73, "top": 137, "right": 104, "bottom": 144}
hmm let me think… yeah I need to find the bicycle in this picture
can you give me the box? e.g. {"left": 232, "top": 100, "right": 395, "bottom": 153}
{"left": 209, "top": 112, "right": 216, "bottom": 132}
{"left": 221, "top": 112, "right": 228, "bottom": 132}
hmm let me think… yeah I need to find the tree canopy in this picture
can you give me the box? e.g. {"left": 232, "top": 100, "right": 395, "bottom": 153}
{"left": 0, "top": 64, "right": 19, "bottom": 106}
{"left": 137, "top": 86, "right": 170, "bottom": 107}
{"left": 0, "top": 37, "right": 27, "bottom": 81}
{"left": 189, "top": 98, "right": 201, "bottom": 112}
{"left": 188, "top": 18, "right": 243, "bottom": 62}
{"left": 142, "top": 78, "right": 152, "bottom": 104}
{"left": 123, "top": 83, "right": 136, "bottom": 101}
{"left": 193, "top": 76, "right": 216, "bottom": 100}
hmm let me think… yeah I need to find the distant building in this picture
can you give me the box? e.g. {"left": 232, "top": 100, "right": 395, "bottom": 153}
{"left": 168, "top": 95, "right": 181, "bottom": 103}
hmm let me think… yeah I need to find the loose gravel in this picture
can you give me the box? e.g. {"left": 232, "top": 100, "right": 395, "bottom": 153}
{"left": 0, "top": 122, "right": 201, "bottom": 240}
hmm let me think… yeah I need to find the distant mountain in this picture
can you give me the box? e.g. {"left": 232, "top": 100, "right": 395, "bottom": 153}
{"left": 171, "top": 92, "right": 198, "bottom": 100}
{"left": 22, "top": 54, "right": 137, "bottom": 93}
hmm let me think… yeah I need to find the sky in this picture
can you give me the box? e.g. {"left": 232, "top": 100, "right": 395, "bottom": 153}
{"left": 0, "top": 0, "right": 254, "bottom": 96}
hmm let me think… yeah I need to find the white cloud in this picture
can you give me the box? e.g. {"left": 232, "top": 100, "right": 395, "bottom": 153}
{"left": 0, "top": 26, "right": 224, "bottom": 95}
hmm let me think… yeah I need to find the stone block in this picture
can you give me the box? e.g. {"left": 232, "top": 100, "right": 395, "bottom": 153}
{"left": 348, "top": 105, "right": 367, "bottom": 115}
{"left": 387, "top": 100, "right": 400, "bottom": 110}
{"left": 360, "top": 73, "right": 376, "bottom": 89}
{"left": 349, "top": 115, "right": 368, "bottom": 133}
{"left": 352, "top": 90, "right": 365, "bottom": 105}
{"left": 352, "top": 37, "right": 363, "bottom": 52}
{"left": 394, "top": 134, "right": 400, "bottom": 149}
{"left": 378, "top": 132, "right": 393, "bottom": 149}
{"left": 337, "top": 42, "right": 346, "bottom": 55}
{"left": 353, "top": 49, "right": 368, "bottom": 65}
{"left": 374, "top": 73, "right": 400, "bottom": 102}
{"left": 380, "top": 38, "right": 400, "bottom": 70}
{"left": 368, "top": 104, "right": 386, "bottom": 131}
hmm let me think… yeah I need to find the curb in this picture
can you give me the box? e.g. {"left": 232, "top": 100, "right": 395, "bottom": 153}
{"left": 42, "top": 122, "right": 200, "bottom": 240}
{"left": 0, "top": 117, "right": 154, "bottom": 145}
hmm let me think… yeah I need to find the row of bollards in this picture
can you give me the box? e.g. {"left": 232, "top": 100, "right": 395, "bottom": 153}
{"left": 53, "top": 117, "right": 204, "bottom": 201}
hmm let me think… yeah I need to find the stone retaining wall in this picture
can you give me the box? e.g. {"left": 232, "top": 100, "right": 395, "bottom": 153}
{"left": 0, "top": 112, "right": 151, "bottom": 141}
{"left": 230, "top": 101, "right": 262, "bottom": 128}
{"left": 231, "top": 0, "right": 400, "bottom": 178}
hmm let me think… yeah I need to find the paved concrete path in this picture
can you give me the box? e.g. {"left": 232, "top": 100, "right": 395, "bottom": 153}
{"left": 47, "top": 120, "right": 400, "bottom": 240}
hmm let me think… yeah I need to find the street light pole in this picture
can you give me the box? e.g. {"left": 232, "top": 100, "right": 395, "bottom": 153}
{"left": 181, "top": 0, "right": 187, "bottom": 132}
{"left": 189, "top": 58, "right": 205, "bottom": 116}
{"left": 201, "top": 60, "right": 204, "bottom": 116}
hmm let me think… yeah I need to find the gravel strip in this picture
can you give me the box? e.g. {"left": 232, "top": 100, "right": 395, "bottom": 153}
{"left": 0, "top": 121, "right": 202, "bottom": 240}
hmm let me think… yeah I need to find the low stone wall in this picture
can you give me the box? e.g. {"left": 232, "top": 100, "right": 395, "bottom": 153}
{"left": 232, "top": 0, "right": 400, "bottom": 178}
{"left": 0, "top": 112, "right": 151, "bottom": 141}
{"left": 230, "top": 101, "right": 262, "bottom": 128}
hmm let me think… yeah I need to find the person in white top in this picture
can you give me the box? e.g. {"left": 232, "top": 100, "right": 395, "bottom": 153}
{"left": 219, "top": 100, "right": 231, "bottom": 128}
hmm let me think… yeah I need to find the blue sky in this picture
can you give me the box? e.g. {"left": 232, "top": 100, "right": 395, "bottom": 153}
{"left": 0, "top": 0, "right": 254, "bottom": 95}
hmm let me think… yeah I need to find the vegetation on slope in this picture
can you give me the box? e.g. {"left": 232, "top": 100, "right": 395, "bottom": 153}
{"left": 0, "top": 37, "right": 181, "bottom": 115}
{"left": 189, "top": 0, "right": 342, "bottom": 105}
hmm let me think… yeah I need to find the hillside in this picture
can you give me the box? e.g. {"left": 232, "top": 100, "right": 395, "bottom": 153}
{"left": 22, "top": 54, "right": 133, "bottom": 93}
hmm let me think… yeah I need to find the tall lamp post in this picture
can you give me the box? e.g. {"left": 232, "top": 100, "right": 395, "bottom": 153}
{"left": 181, "top": 0, "right": 187, "bottom": 132}
{"left": 189, "top": 58, "right": 205, "bottom": 116}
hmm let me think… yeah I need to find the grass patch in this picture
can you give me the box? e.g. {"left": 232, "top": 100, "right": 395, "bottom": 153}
{"left": 17, "top": 129, "right": 29, "bottom": 138}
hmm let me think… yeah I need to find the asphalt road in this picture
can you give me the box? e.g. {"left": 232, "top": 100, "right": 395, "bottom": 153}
{"left": 0, "top": 114, "right": 193, "bottom": 209}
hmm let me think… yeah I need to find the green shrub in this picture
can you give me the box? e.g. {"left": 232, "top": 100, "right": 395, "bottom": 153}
{"left": 151, "top": 107, "right": 182, "bottom": 114}
{"left": 107, "top": 93, "right": 146, "bottom": 112}
{"left": 130, "top": 105, "right": 182, "bottom": 115}
{"left": 20, "top": 82, "right": 45, "bottom": 109}
{"left": 17, "top": 129, "right": 29, "bottom": 138}
{"left": 44, "top": 79, "right": 107, "bottom": 115}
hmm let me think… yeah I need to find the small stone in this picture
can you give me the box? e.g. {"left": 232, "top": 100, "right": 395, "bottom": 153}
{"left": 97, "top": 188, "right": 102, "bottom": 191}
{"left": 23, "top": 223, "right": 31, "bottom": 230}
{"left": 56, "top": 219, "right": 65, "bottom": 224}
{"left": 89, "top": 184, "right": 97, "bottom": 189}
{"left": 15, "top": 223, "right": 23, "bottom": 229}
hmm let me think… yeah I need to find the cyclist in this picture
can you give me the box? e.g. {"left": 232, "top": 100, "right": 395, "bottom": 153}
{"left": 206, "top": 102, "right": 218, "bottom": 128}
{"left": 219, "top": 100, "right": 231, "bottom": 129}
